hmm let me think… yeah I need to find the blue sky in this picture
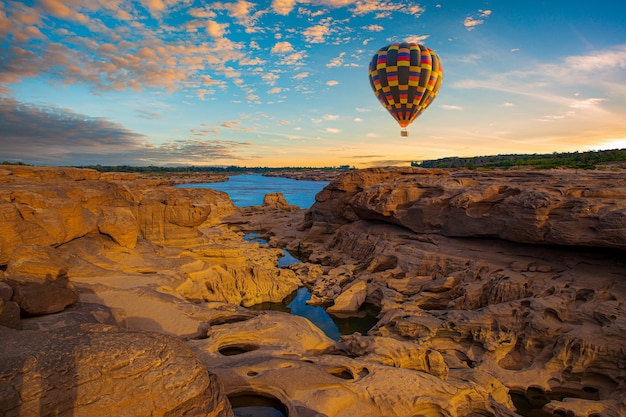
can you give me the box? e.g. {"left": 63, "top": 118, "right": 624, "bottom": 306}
{"left": 1, "top": 0, "right": 625, "bottom": 167}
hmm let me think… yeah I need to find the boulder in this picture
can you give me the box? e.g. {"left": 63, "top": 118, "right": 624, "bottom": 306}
{"left": 0, "top": 280, "right": 13, "bottom": 300}
{"left": 263, "top": 192, "right": 297, "bottom": 210}
{"left": 0, "top": 299, "right": 20, "bottom": 329}
{"left": 97, "top": 206, "right": 138, "bottom": 248}
{"left": 0, "top": 323, "right": 233, "bottom": 417}
{"left": 5, "top": 246, "right": 79, "bottom": 315}
{"left": 326, "top": 279, "right": 368, "bottom": 314}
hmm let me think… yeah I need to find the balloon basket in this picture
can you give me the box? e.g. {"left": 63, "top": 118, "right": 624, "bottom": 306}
{"left": 400, "top": 129, "right": 408, "bottom": 137}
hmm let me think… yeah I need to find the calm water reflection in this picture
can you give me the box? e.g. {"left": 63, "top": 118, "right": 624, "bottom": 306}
{"left": 245, "top": 233, "right": 379, "bottom": 340}
{"left": 177, "top": 174, "right": 329, "bottom": 208}
{"left": 249, "top": 287, "right": 378, "bottom": 341}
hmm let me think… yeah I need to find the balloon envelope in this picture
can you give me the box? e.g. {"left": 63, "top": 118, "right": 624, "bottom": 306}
{"left": 368, "top": 42, "right": 443, "bottom": 131}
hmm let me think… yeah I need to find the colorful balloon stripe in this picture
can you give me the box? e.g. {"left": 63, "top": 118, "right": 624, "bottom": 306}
{"left": 368, "top": 42, "right": 443, "bottom": 131}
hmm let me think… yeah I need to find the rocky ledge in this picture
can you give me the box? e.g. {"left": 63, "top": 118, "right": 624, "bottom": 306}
{"left": 1, "top": 165, "right": 624, "bottom": 417}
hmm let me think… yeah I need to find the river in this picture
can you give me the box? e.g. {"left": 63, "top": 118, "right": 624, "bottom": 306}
{"left": 176, "top": 174, "right": 329, "bottom": 208}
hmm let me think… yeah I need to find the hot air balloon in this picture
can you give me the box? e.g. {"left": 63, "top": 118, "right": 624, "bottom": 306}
{"left": 368, "top": 42, "right": 443, "bottom": 136}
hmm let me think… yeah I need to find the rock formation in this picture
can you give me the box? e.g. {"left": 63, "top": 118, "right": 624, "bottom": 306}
{"left": 309, "top": 167, "right": 626, "bottom": 249}
{"left": 1, "top": 165, "right": 625, "bottom": 417}
{"left": 0, "top": 323, "right": 232, "bottom": 417}
{"left": 231, "top": 167, "right": 626, "bottom": 416}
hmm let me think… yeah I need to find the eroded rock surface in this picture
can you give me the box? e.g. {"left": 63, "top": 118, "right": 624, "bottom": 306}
{"left": 310, "top": 167, "right": 626, "bottom": 249}
{"left": 0, "top": 323, "right": 232, "bottom": 417}
{"left": 2, "top": 165, "right": 625, "bottom": 417}
{"left": 231, "top": 167, "right": 626, "bottom": 416}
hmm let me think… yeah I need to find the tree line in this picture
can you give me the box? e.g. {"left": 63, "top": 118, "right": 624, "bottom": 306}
{"left": 412, "top": 149, "right": 626, "bottom": 170}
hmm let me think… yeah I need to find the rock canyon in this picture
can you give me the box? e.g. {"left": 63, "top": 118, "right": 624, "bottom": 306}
{"left": 1, "top": 165, "right": 625, "bottom": 417}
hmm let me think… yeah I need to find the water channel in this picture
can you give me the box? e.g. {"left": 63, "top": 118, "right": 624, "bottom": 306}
{"left": 246, "top": 233, "right": 379, "bottom": 342}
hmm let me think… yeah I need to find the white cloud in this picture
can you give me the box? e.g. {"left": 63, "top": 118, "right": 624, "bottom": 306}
{"left": 440, "top": 104, "right": 463, "bottom": 111}
{"left": 354, "top": 117, "right": 363, "bottom": 122}
{"left": 271, "top": 41, "right": 294, "bottom": 54}
{"left": 326, "top": 52, "right": 345, "bottom": 67}
{"left": 280, "top": 51, "right": 307, "bottom": 66}
{"left": 240, "top": 57, "right": 266, "bottom": 65}
{"left": 351, "top": 1, "right": 424, "bottom": 17}
{"left": 221, "top": 120, "right": 241, "bottom": 128}
{"left": 363, "top": 24, "right": 383, "bottom": 32}
{"left": 206, "top": 20, "right": 227, "bottom": 38}
{"left": 293, "top": 72, "right": 309, "bottom": 79}
{"left": 326, "top": 80, "right": 339, "bottom": 86}
{"left": 323, "top": 114, "right": 339, "bottom": 120}
{"left": 262, "top": 72, "right": 280, "bottom": 85}
{"left": 325, "top": 127, "right": 341, "bottom": 133}
{"left": 464, "top": 10, "right": 491, "bottom": 31}
{"left": 564, "top": 46, "right": 626, "bottom": 72}
{"left": 404, "top": 35, "right": 429, "bottom": 44}
{"left": 568, "top": 98, "right": 607, "bottom": 109}
{"left": 464, "top": 17, "right": 483, "bottom": 30}
{"left": 201, "top": 75, "right": 227, "bottom": 88}
{"left": 197, "top": 89, "right": 216, "bottom": 100}
{"left": 303, "top": 24, "right": 331, "bottom": 43}
{"left": 272, "top": 0, "right": 296, "bottom": 15}
{"left": 222, "top": 0, "right": 259, "bottom": 28}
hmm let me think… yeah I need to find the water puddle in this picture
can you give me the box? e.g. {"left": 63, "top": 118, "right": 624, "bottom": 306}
{"left": 230, "top": 394, "right": 287, "bottom": 417}
{"left": 245, "top": 233, "right": 379, "bottom": 340}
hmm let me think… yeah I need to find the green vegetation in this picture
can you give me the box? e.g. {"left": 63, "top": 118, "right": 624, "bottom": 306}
{"left": 412, "top": 149, "right": 626, "bottom": 170}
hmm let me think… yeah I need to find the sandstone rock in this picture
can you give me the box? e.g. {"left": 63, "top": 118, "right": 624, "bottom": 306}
{"left": 98, "top": 171, "right": 138, "bottom": 181}
{"left": 97, "top": 206, "right": 138, "bottom": 248}
{"left": 175, "top": 242, "right": 302, "bottom": 307}
{"left": 6, "top": 245, "right": 69, "bottom": 279}
{"left": 0, "top": 323, "right": 233, "bottom": 417}
{"left": 0, "top": 280, "right": 13, "bottom": 300}
{"left": 231, "top": 168, "right": 626, "bottom": 416}
{"left": 326, "top": 279, "right": 368, "bottom": 314}
{"left": 0, "top": 192, "right": 96, "bottom": 263}
{"left": 286, "top": 262, "right": 324, "bottom": 285}
{"left": 5, "top": 246, "right": 79, "bottom": 315}
{"left": 0, "top": 299, "right": 20, "bottom": 328}
{"left": 3, "top": 165, "right": 625, "bottom": 416}
{"left": 0, "top": 166, "right": 235, "bottom": 264}
{"left": 340, "top": 333, "right": 449, "bottom": 379}
{"left": 1, "top": 165, "right": 101, "bottom": 181}
{"left": 386, "top": 275, "right": 431, "bottom": 295}
{"left": 308, "top": 264, "right": 356, "bottom": 305}
{"left": 313, "top": 167, "right": 626, "bottom": 250}
{"left": 19, "top": 302, "right": 117, "bottom": 331}
{"left": 263, "top": 192, "right": 297, "bottom": 209}
{"left": 137, "top": 188, "right": 234, "bottom": 246}
{"left": 189, "top": 308, "right": 515, "bottom": 417}
{"left": 7, "top": 275, "right": 79, "bottom": 316}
